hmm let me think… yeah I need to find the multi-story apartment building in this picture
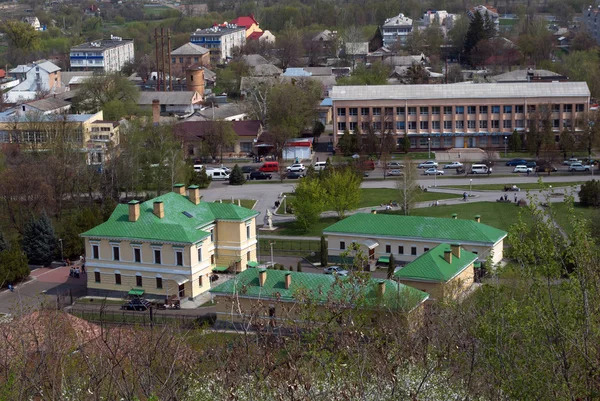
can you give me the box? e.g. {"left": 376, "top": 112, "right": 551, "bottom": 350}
{"left": 382, "top": 13, "right": 413, "bottom": 47}
{"left": 171, "top": 42, "right": 210, "bottom": 74}
{"left": 70, "top": 36, "right": 135, "bottom": 72}
{"left": 190, "top": 25, "right": 245, "bottom": 64}
{"left": 81, "top": 186, "right": 259, "bottom": 299}
{"left": 583, "top": 4, "right": 600, "bottom": 45}
{"left": 0, "top": 110, "right": 119, "bottom": 164}
{"left": 330, "top": 82, "right": 590, "bottom": 150}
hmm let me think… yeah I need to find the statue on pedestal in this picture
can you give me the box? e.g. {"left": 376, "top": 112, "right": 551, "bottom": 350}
{"left": 264, "top": 209, "right": 273, "bottom": 229}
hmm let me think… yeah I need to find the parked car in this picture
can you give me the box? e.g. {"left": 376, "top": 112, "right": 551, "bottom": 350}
{"left": 121, "top": 298, "right": 151, "bottom": 311}
{"left": 220, "top": 166, "right": 231, "bottom": 174}
{"left": 525, "top": 161, "right": 537, "bottom": 168}
{"left": 387, "top": 161, "right": 404, "bottom": 168}
{"left": 424, "top": 168, "right": 444, "bottom": 175}
{"left": 569, "top": 163, "right": 591, "bottom": 172}
{"left": 241, "top": 166, "right": 256, "bottom": 174}
{"left": 386, "top": 169, "right": 403, "bottom": 176}
{"left": 535, "top": 164, "right": 558, "bottom": 173}
{"left": 506, "top": 159, "right": 527, "bottom": 166}
{"left": 286, "top": 163, "right": 305, "bottom": 172}
{"left": 323, "top": 266, "right": 349, "bottom": 276}
{"left": 286, "top": 172, "right": 304, "bottom": 179}
{"left": 563, "top": 158, "right": 581, "bottom": 166}
{"left": 249, "top": 171, "right": 272, "bottom": 180}
{"left": 513, "top": 165, "right": 533, "bottom": 173}
{"left": 443, "top": 161, "right": 463, "bottom": 169}
{"left": 418, "top": 160, "right": 438, "bottom": 169}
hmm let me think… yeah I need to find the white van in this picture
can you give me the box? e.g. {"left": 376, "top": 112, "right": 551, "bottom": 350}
{"left": 193, "top": 164, "right": 204, "bottom": 172}
{"left": 314, "top": 161, "right": 327, "bottom": 171}
{"left": 206, "top": 168, "right": 230, "bottom": 180}
{"left": 470, "top": 164, "right": 490, "bottom": 174}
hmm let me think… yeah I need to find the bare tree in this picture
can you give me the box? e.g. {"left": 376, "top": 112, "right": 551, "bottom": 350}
{"left": 396, "top": 157, "right": 420, "bottom": 215}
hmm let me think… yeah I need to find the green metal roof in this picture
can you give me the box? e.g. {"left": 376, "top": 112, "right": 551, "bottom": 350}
{"left": 128, "top": 289, "right": 145, "bottom": 296}
{"left": 210, "top": 269, "right": 429, "bottom": 312}
{"left": 324, "top": 213, "right": 506, "bottom": 244}
{"left": 81, "top": 192, "right": 258, "bottom": 244}
{"left": 377, "top": 256, "right": 390, "bottom": 264}
{"left": 394, "top": 244, "right": 477, "bottom": 282}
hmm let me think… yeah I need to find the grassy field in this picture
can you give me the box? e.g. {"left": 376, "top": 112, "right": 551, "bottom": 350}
{"left": 443, "top": 181, "right": 585, "bottom": 191}
{"left": 358, "top": 188, "right": 460, "bottom": 208}
{"left": 143, "top": 5, "right": 172, "bottom": 15}
{"left": 217, "top": 199, "right": 256, "bottom": 209}
{"left": 549, "top": 202, "right": 597, "bottom": 236}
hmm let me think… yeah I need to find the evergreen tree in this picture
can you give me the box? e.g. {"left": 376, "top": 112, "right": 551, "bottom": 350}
{"left": 197, "top": 167, "right": 211, "bottom": 189}
{"left": 297, "top": 261, "right": 303, "bottom": 272}
{"left": 0, "top": 241, "right": 29, "bottom": 286}
{"left": 401, "top": 134, "right": 411, "bottom": 153}
{"left": 509, "top": 130, "right": 522, "bottom": 152}
{"left": 0, "top": 232, "right": 7, "bottom": 253}
{"left": 387, "top": 253, "right": 395, "bottom": 279}
{"left": 229, "top": 164, "right": 245, "bottom": 185}
{"left": 22, "top": 212, "right": 56, "bottom": 266}
{"left": 579, "top": 180, "right": 600, "bottom": 207}
{"left": 464, "top": 11, "right": 486, "bottom": 64}
{"left": 320, "top": 235, "right": 328, "bottom": 266}
{"left": 483, "top": 11, "right": 496, "bottom": 39}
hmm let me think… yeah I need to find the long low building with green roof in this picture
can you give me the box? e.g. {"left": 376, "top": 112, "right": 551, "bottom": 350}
{"left": 80, "top": 184, "right": 259, "bottom": 300}
{"left": 210, "top": 268, "right": 429, "bottom": 326}
{"left": 394, "top": 243, "right": 478, "bottom": 301}
{"left": 323, "top": 212, "right": 507, "bottom": 268}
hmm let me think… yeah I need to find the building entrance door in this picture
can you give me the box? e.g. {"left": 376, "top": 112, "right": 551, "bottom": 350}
{"left": 468, "top": 137, "right": 476, "bottom": 148}
{"left": 455, "top": 137, "right": 464, "bottom": 148}
{"left": 178, "top": 284, "right": 185, "bottom": 298}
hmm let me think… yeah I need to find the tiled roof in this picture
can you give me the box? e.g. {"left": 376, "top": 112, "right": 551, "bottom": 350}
{"left": 323, "top": 213, "right": 507, "bottom": 244}
{"left": 175, "top": 120, "right": 262, "bottom": 139}
{"left": 395, "top": 244, "right": 477, "bottom": 282}
{"left": 210, "top": 268, "right": 429, "bottom": 311}
{"left": 81, "top": 192, "right": 258, "bottom": 243}
{"left": 171, "top": 42, "right": 210, "bottom": 56}
{"left": 231, "top": 15, "right": 259, "bottom": 28}
{"left": 331, "top": 82, "right": 590, "bottom": 101}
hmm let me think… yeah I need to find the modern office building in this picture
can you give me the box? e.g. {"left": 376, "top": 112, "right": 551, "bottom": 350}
{"left": 330, "top": 82, "right": 590, "bottom": 150}
{"left": 381, "top": 13, "right": 413, "bottom": 47}
{"left": 190, "top": 25, "right": 246, "bottom": 64}
{"left": 70, "top": 36, "right": 135, "bottom": 72}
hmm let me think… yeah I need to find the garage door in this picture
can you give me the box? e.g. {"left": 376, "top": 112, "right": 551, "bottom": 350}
{"left": 455, "top": 137, "right": 464, "bottom": 148}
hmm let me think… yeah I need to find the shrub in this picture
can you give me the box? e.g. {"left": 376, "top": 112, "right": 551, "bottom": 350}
{"left": 579, "top": 180, "right": 600, "bottom": 207}
{"left": 229, "top": 164, "right": 245, "bottom": 186}
{"left": 297, "top": 261, "right": 302, "bottom": 272}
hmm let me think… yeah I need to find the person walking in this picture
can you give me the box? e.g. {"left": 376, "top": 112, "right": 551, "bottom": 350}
{"left": 463, "top": 192, "right": 468, "bottom": 201}
{"left": 514, "top": 193, "right": 518, "bottom": 203}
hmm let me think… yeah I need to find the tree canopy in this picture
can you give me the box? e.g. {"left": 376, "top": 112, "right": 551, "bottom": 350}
{"left": 72, "top": 74, "right": 141, "bottom": 119}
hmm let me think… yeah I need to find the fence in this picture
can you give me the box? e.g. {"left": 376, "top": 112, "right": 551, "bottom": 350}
{"left": 257, "top": 238, "right": 320, "bottom": 257}
{"left": 69, "top": 307, "right": 216, "bottom": 328}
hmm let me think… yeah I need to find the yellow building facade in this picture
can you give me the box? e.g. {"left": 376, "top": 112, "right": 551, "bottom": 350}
{"left": 81, "top": 185, "right": 258, "bottom": 300}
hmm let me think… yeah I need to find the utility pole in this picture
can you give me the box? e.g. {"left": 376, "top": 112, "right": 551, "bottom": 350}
{"left": 167, "top": 28, "right": 173, "bottom": 92}
{"left": 161, "top": 27, "right": 166, "bottom": 91}
{"left": 154, "top": 29, "right": 160, "bottom": 92}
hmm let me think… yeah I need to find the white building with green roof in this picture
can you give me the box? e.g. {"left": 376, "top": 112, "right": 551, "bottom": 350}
{"left": 210, "top": 268, "right": 429, "bottom": 326}
{"left": 80, "top": 185, "right": 259, "bottom": 300}
{"left": 323, "top": 212, "right": 506, "bottom": 268}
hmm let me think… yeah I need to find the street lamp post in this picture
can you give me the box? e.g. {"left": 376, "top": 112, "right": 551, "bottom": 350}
{"left": 283, "top": 195, "right": 287, "bottom": 214}
{"left": 428, "top": 137, "right": 431, "bottom": 159}
{"left": 269, "top": 241, "right": 275, "bottom": 266}
{"left": 469, "top": 179, "right": 472, "bottom": 197}
{"left": 504, "top": 136, "right": 507, "bottom": 157}
{"left": 58, "top": 239, "right": 64, "bottom": 265}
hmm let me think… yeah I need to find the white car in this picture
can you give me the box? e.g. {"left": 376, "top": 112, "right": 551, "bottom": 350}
{"left": 513, "top": 165, "right": 533, "bottom": 173}
{"left": 418, "top": 161, "right": 438, "bottom": 169}
{"left": 563, "top": 158, "right": 580, "bottom": 166}
{"left": 569, "top": 163, "right": 590, "bottom": 172}
{"left": 443, "top": 161, "right": 463, "bottom": 169}
{"left": 286, "top": 163, "right": 305, "bottom": 172}
{"left": 386, "top": 169, "right": 403, "bottom": 176}
{"left": 323, "top": 266, "right": 348, "bottom": 276}
{"left": 424, "top": 168, "right": 444, "bottom": 175}
{"left": 387, "top": 161, "right": 404, "bottom": 168}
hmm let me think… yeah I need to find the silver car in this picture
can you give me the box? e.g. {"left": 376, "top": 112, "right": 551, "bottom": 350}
{"left": 323, "top": 266, "right": 349, "bottom": 276}
{"left": 418, "top": 161, "right": 438, "bottom": 169}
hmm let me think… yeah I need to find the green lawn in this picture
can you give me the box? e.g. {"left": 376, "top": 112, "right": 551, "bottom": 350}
{"left": 548, "top": 202, "right": 597, "bottom": 236}
{"left": 217, "top": 199, "right": 256, "bottom": 209}
{"left": 143, "top": 5, "right": 172, "bottom": 15}
{"left": 443, "top": 181, "right": 585, "bottom": 191}
{"left": 358, "top": 188, "right": 460, "bottom": 208}
{"left": 266, "top": 218, "right": 339, "bottom": 237}
{"left": 382, "top": 201, "right": 532, "bottom": 232}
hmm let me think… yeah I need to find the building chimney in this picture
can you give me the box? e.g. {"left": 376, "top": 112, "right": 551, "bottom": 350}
{"left": 128, "top": 200, "right": 140, "bottom": 222}
{"left": 284, "top": 272, "right": 291, "bottom": 289}
{"left": 188, "top": 185, "right": 200, "bottom": 205}
{"left": 475, "top": 214, "right": 481, "bottom": 223}
{"left": 377, "top": 280, "right": 386, "bottom": 297}
{"left": 452, "top": 213, "right": 457, "bottom": 219}
{"left": 173, "top": 183, "right": 185, "bottom": 195}
{"left": 451, "top": 244, "right": 461, "bottom": 259}
{"left": 444, "top": 250, "right": 452, "bottom": 264}
{"left": 152, "top": 99, "right": 160, "bottom": 124}
{"left": 153, "top": 201, "right": 164, "bottom": 219}
{"left": 258, "top": 269, "right": 267, "bottom": 287}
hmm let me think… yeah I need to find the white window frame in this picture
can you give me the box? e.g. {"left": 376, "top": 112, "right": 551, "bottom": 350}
{"left": 110, "top": 242, "right": 121, "bottom": 261}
